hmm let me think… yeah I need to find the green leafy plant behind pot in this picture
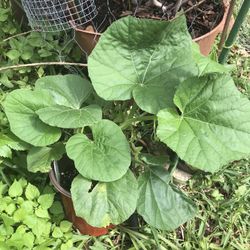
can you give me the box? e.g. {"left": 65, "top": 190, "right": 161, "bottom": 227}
{"left": 3, "top": 15, "right": 250, "bottom": 232}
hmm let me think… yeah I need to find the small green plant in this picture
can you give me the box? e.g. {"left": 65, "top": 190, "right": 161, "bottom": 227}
{"left": 2, "top": 15, "right": 250, "bottom": 232}
{"left": 0, "top": 178, "right": 75, "bottom": 249}
{"left": 0, "top": 3, "right": 83, "bottom": 91}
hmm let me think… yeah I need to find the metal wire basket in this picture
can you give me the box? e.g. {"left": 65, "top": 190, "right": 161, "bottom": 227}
{"left": 21, "top": 0, "right": 97, "bottom": 32}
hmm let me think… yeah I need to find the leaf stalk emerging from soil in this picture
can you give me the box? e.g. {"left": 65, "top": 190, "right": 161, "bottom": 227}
{"left": 120, "top": 115, "right": 156, "bottom": 130}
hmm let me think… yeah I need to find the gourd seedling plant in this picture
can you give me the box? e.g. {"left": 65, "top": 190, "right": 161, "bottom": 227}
{"left": 2, "top": 15, "right": 250, "bottom": 231}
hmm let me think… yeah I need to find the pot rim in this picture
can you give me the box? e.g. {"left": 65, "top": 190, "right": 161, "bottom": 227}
{"left": 74, "top": 0, "right": 229, "bottom": 41}
{"left": 194, "top": 0, "right": 229, "bottom": 42}
{"left": 49, "top": 161, "right": 71, "bottom": 198}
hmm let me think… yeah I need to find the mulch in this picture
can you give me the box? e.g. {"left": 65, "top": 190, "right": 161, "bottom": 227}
{"left": 90, "top": 0, "right": 224, "bottom": 38}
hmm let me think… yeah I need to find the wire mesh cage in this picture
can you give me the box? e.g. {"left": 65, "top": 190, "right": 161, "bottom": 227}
{"left": 21, "top": 0, "right": 97, "bottom": 32}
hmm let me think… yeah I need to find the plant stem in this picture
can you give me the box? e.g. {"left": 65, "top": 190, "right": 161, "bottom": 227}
{"left": 2, "top": 159, "right": 29, "bottom": 177}
{"left": 174, "top": 0, "right": 183, "bottom": 15}
{"left": 169, "top": 154, "right": 179, "bottom": 179}
{"left": 120, "top": 115, "right": 156, "bottom": 130}
{"left": 2, "top": 30, "right": 34, "bottom": 43}
{"left": 172, "top": 0, "right": 206, "bottom": 21}
{"left": 218, "top": 0, "right": 250, "bottom": 64}
{"left": 0, "top": 62, "right": 88, "bottom": 72}
{"left": 217, "top": 0, "right": 236, "bottom": 53}
{"left": 0, "top": 168, "right": 11, "bottom": 186}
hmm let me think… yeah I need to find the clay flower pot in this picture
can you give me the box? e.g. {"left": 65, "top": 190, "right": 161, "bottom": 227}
{"left": 10, "top": 0, "right": 29, "bottom": 28}
{"left": 193, "top": 0, "right": 230, "bottom": 55}
{"left": 75, "top": 0, "right": 230, "bottom": 56}
{"left": 49, "top": 163, "right": 113, "bottom": 236}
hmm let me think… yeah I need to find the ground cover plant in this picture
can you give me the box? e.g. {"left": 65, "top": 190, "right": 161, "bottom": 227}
{"left": 0, "top": 177, "right": 91, "bottom": 250}
{"left": 0, "top": 0, "right": 83, "bottom": 91}
{"left": 1, "top": 14, "right": 250, "bottom": 235}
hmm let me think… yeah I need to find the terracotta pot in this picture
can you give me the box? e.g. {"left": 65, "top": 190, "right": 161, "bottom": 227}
{"left": 75, "top": 26, "right": 101, "bottom": 56}
{"left": 193, "top": 0, "right": 230, "bottom": 56}
{"left": 10, "top": 0, "right": 29, "bottom": 29}
{"left": 49, "top": 163, "right": 113, "bottom": 236}
{"left": 75, "top": 0, "right": 229, "bottom": 56}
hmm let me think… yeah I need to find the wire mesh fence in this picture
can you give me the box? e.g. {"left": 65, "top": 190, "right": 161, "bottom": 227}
{"left": 21, "top": 0, "right": 97, "bottom": 32}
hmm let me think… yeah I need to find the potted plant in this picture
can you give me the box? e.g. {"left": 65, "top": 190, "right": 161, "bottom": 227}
{"left": 75, "top": 0, "right": 230, "bottom": 55}
{"left": 2, "top": 16, "right": 250, "bottom": 236}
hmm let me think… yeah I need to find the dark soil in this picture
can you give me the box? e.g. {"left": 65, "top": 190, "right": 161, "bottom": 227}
{"left": 56, "top": 156, "right": 78, "bottom": 192}
{"left": 90, "top": 0, "right": 224, "bottom": 38}
{"left": 55, "top": 156, "right": 98, "bottom": 193}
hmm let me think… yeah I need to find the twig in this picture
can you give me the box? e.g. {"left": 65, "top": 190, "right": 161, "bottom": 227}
{"left": 2, "top": 30, "right": 36, "bottom": 43}
{"left": 174, "top": 0, "right": 183, "bottom": 16}
{"left": 0, "top": 62, "right": 87, "bottom": 72}
{"left": 169, "top": 155, "right": 179, "bottom": 179}
{"left": 0, "top": 168, "right": 11, "bottom": 186}
{"left": 172, "top": 0, "right": 206, "bottom": 21}
{"left": 218, "top": 0, "right": 236, "bottom": 53}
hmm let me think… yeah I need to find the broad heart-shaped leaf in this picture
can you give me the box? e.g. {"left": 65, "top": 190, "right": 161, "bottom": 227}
{"left": 157, "top": 74, "right": 250, "bottom": 173}
{"left": 137, "top": 166, "right": 196, "bottom": 230}
{"left": 35, "top": 74, "right": 92, "bottom": 109}
{"left": 35, "top": 74, "right": 100, "bottom": 128}
{"left": 36, "top": 104, "right": 102, "bottom": 129}
{"left": 192, "top": 43, "right": 229, "bottom": 76}
{"left": 88, "top": 15, "right": 197, "bottom": 114}
{"left": 3, "top": 89, "right": 61, "bottom": 147}
{"left": 71, "top": 170, "right": 138, "bottom": 227}
{"left": 27, "top": 143, "right": 65, "bottom": 173}
{"left": 66, "top": 120, "right": 131, "bottom": 182}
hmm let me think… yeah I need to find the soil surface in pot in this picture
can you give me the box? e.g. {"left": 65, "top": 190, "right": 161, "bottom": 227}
{"left": 89, "top": 0, "right": 224, "bottom": 39}
{"left": 56, "top": 156, "right": 78, "bottom": 192}
{"left": 56, "top": 156, "right": 99, "bottom": 193}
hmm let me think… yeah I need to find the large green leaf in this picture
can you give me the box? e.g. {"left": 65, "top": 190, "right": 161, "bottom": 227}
{"left": 157, "top": 74, "right": 250, "bottom": 172}
{"left": 88, "top": 16, "right": 197, "bottom": 114}
{"left": 71, "top": 170, "right": 138, "bottom": 227}
{"left": 3, "top": 89, "right": 61, "bottom": 147}
{"left": 36, "top": 104, "right": 102, "bottom": 129}
{"left": 137, "top": 166, "right": 196, "bottom": 230}
{"left": 35, "top": 74, "right": 101, "bottom": 128}
{"left": 27, "top": 143, "right": 65, "bottom": 173}
{"left": 66, "top": 120, "right": 131, "bottom": 182}
{"left": 192, "top": 43, "right": 229, "bottom": 76}
{"left": 35, "top": 74, "right": 92, "bottom": 109}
